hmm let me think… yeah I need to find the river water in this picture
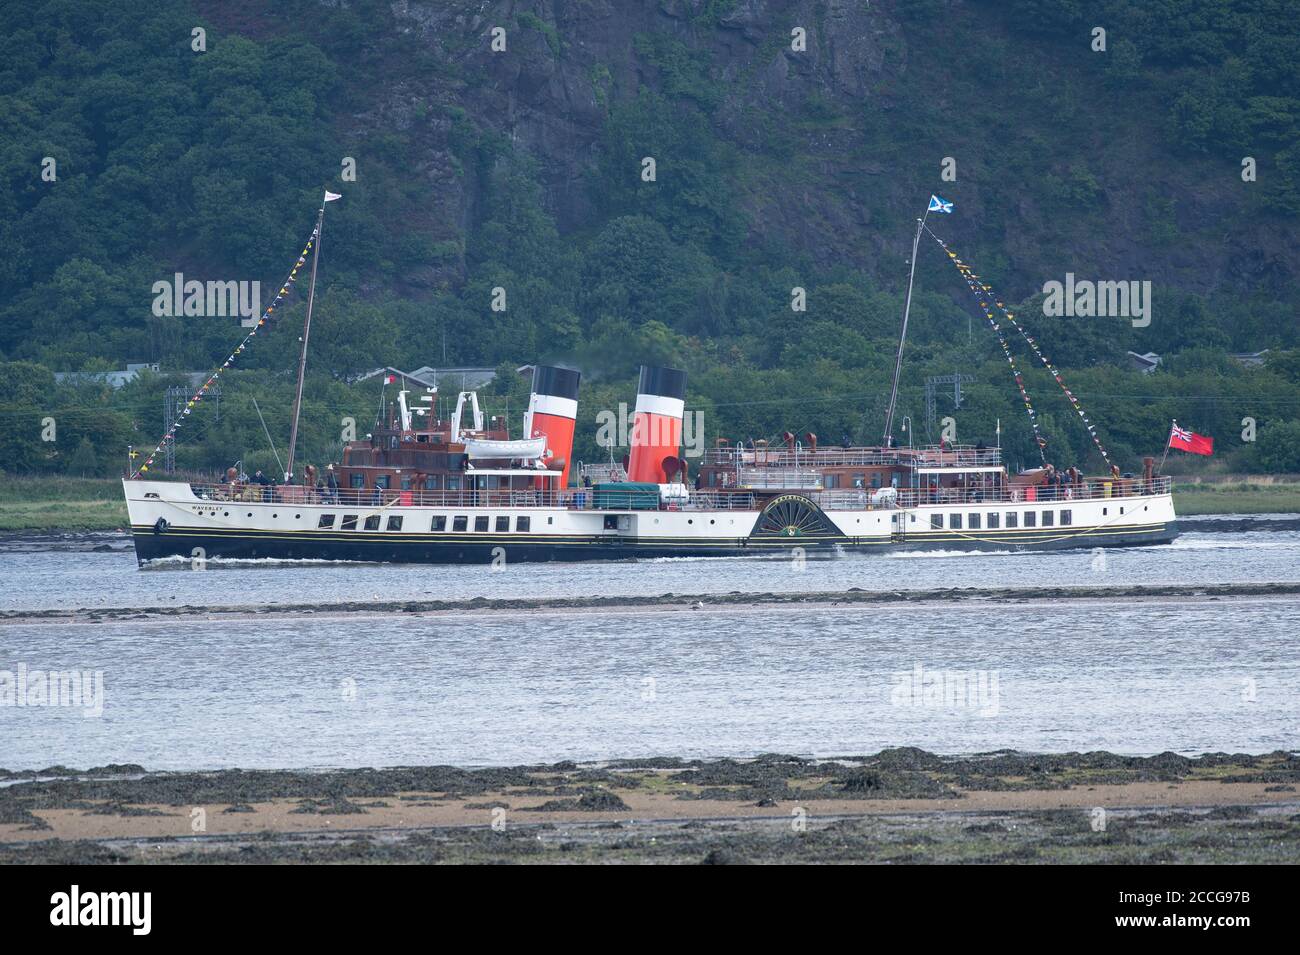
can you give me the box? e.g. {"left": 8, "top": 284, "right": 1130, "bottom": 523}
{"left": 1, "top": 526, "right": 1297, "bottom": 770}
{"left": 3, "top": 525, "right": 1300, "bottom": 612}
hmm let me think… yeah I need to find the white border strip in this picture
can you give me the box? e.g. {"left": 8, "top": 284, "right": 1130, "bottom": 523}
{"left": 634, "top": 394, "right": 685, "bottom": 418}
{"left": 530, "top": 394, "right": 578, "bottom": 419}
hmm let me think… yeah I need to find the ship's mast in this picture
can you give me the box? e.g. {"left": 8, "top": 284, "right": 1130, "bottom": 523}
{"left": 284, "top": 200, "right": 328, "bottom": 482}
{"left": 882, "top": 213, "right": 926, "bottom": 448}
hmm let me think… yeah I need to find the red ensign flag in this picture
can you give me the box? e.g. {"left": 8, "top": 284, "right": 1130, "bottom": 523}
{"left": 1169, "top": 423, "right": 1214, "bottom": 455}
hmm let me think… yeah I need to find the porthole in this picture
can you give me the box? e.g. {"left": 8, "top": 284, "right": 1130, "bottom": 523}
{"left": 710, "top": 519, "right": 715, "bottom": 525}
{"left": 247, "top": 512, "right": 253, "bottom": 517}
{"left": 272, "top": 513, "right": 278, "bottom": 518}
{"left": 688, "top": 519, "right": 693, "bottom": 524}
{"left": 223, "top": 511, "right": 229, "bottom": 517}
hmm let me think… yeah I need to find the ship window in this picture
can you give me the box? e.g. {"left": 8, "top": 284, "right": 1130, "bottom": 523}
{"left": 364, "top": 515, "right": 381, "bottom": 531}
{"left": 1103, "top": 507, "right": 1108, "bottom": 516}
{"left": 852, "top": 473, "right": 865, "bottom": 488}
{"left": 375, "top": 475, "right": 391, "bottom": 489}
{"left": 432, "top": 516, "right": 447, "bottom": 532}
{"left": 516, "top": 516, "right": 530, "bottom": 532}
{"left": 1005, "top": 512, "right": 1018, "bottom": 528}
{"left": 400, "top": 476, "right": 411, "bottom": 490}
{"left": 1061, "top": 509, "right": 1072, "bottom": 525}
{"left": 350, "top": 474, "right": 364, "bottom": 489}
{"left": 474, "top": 516, "right": 489, "bottom": 532}
{"left": 318, "top": 514, "right": 336, "bottom": 529}
{"left": 825, "top": 474, "right": 839, "bottom": 489}
{"left": 871, "top": 473, "right": 881, "bottom": 489}
{"left": 1042, "top": 510, "right": 1054, "bottom": 526}
{"left": 988, "top": 512, "right": 1000, "bottom": 529}
{"left": 341, "top": 515, "right": 358, "bottom": 530}
{"left": 1024, "top": 511, "right": 1036, "bottom": 527}
{"left": 452, "top": 516, "right": 467, "bottom": 532}
{"left": 424, "top": 475, "right": 440, "bottom": 490}
{"left": 604, "top": 515, "right": 619, "bottom": 530}
{"left": 386, "top": 516, "right": 403, "bottom": 531}
{"left": 968, "top": 513, "right": 981, "bottom": 529}
{"left": 1120, "top": 506, "right": 1125, "bottom": 515}
{"left": 930, "top": 514, "right": 943, "bottom": 529}
{"left": 495, "top": 516, "right": 509, "bottom": 532}
{"left": 949, "top": 513, "right": 962, "bottom": 529}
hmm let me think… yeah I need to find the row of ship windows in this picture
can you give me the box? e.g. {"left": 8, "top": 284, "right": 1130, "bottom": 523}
{"left": 316, "top": 514, "right": 536, "bottom": 533}
{"left": 925, "top": 509, "right": 1095, "bottom": 530}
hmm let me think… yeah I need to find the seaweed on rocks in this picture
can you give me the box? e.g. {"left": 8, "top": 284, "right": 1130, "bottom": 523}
{"left": 523, "top": 790, "right": 629, "bottom": 812}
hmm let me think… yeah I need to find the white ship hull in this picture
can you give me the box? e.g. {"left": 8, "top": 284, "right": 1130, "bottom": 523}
{"left": 124, "top": 480, "right": 1177, "bottom": 565}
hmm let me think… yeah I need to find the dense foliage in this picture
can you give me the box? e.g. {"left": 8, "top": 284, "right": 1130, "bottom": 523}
{"left": 1, "top": 0, "right": 1297, "bottom": 480}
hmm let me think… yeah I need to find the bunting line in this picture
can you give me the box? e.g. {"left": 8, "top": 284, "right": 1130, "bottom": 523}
{"left": 130, "top": 224, "right": 320, "bottom": 478}
{"left": 926, "top": 227, "right": 1114, "bottom": 468}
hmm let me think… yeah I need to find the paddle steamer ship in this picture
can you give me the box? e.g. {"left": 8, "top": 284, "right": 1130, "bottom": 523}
{"left": 123, "top": 196, "right": 1176, "bottom": 565}
{"left": 125, "top": 360, "right": 1175, "bottom": 564}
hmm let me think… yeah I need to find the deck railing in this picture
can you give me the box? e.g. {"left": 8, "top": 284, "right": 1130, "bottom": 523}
{"left": 577, "top": 463, "right": 628, "bottom": 483}
{"left": 701, "top": 444, "right": 1003, "bottom": 469}
{"left": 811, "top": 475, "right": 1172, "bottom": 509}
{"left": 183, "top": 483, "right": 758, "bottom": 512}
{"left": 176, "top": 475, "right": 1169, "bottom": 513}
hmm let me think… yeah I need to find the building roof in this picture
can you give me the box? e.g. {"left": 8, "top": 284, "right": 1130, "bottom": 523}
{"left": 1230, "top": 349, "right": 1270, "bottom": 366}
{"left": 1126, "top": 351, "right": 1161, "bottom": 372}
{"left": 53, "top": 363, "right": 161, "bottom": 388}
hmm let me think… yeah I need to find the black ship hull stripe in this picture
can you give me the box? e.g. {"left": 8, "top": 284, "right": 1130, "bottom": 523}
{"left": 130, "top": 523, "right": 1175, "bottom": 564}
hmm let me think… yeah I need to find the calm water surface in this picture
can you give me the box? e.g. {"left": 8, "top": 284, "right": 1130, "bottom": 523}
{"left": 2, "top": 525, "right": 1297, "bottom": 770}
{"left": 2, "top": 597, "right": 1296, "bottom": 771}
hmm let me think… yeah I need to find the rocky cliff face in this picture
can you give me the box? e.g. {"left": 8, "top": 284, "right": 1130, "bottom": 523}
{"left": 202, "top": 0, "right": 1295, "bottom": 302}
{"left": 355, "top": 0, "right": 902, "bottom": 285}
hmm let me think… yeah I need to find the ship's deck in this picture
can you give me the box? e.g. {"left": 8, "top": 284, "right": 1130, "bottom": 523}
{"left": 175, "top": 475, "right": 1172, "bottom": 512}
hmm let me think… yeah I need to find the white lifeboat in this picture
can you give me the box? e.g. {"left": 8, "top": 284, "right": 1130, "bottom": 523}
{"left": 462, "top": 436, "right": 547, "bottom": 460}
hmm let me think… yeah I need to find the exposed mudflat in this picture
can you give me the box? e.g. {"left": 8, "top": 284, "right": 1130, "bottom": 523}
{"left": 3, "top": 750, "right": 1297, "bottom": 863}
{"left": 4, "top": 581, "right": 1300, "bottom": 626}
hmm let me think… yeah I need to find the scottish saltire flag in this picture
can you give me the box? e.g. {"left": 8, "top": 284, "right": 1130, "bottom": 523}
{"left": 928, "top": 194, "right": 954, "bottom": 214}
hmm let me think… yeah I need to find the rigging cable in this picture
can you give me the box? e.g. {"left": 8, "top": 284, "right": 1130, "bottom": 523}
{"left": 130, "top": 220, "right": 321, "bottom": 478}
{"left": 926, "top": 225, "right": 1113, "bottom": 467}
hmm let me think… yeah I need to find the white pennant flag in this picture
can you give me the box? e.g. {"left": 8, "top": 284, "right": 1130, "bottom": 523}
{"left": 324, "top": 190, "right": 342, "bottom": 202}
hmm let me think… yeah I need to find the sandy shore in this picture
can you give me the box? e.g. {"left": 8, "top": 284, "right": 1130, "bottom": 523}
{"left": 3, "top": 750, "right": 1297, "bottom": 863}
{"left": 3, "top": 581, "right": 1300, "bottom": 628}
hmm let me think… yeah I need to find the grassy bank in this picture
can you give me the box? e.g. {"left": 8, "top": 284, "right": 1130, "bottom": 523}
{"left": 0, "top": 477, "right": 127, "bottom": 531}
{"left": 1173, "top": 481, "right": 1300, "bottom": 515}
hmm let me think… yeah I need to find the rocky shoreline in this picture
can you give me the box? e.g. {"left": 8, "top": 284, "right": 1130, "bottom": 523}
{"left": 2, "top": 749, "right": 1297, "bottom": 864}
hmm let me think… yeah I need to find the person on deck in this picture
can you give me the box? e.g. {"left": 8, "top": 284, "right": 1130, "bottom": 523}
{"left": 325, "top": 465, "right": 339, "bottom": 503}
{"left": 252, "top": 469, "right": 272, "bottom": 502}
